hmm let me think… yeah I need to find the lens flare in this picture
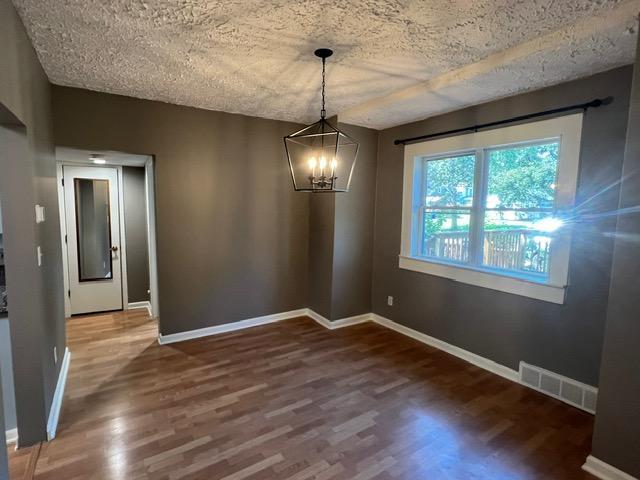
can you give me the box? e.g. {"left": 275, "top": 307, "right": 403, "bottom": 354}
{"left": 533, "top": 217, "right": 564, "bottom": 232}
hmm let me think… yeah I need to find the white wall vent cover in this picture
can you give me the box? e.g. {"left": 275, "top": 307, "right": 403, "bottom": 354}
{"left": 519, "top": 362, "right": 597, "bottom": 414}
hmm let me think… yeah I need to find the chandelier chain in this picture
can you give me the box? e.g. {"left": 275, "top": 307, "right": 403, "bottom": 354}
{"left": 321, "top": 57, "right": 326, "bottom": 119}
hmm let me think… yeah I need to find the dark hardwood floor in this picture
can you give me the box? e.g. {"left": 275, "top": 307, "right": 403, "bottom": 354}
{"left": 9, "top": 309, "right": 596, "bottom": 479}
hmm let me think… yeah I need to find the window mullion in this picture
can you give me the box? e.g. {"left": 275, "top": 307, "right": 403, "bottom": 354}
{"left": 469, "top": 148, "right": 487, "bottom": 266}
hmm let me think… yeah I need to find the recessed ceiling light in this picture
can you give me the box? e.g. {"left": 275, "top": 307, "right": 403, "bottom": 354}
{"left": 90, "top": 154, "right": 106, "bottom": 164}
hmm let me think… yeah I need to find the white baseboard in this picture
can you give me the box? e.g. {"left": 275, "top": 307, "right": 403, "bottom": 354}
{"left": 5, "top": 428, "right": 17, "bottom": 444}
{"left": 305, "top": 309, "right": 373, "bottom": 329}
{"left": 583, "top": 456, "right": 639, "bottom": 480}
{"left": 47, "top": 347, "right": 71, "bottom": 441}
{"left": 158, "top": 309, "right": 309, "bottom": 345}
{"left": 157, "top": 308, "right": 374, "bottom": 345}
{"left": 157, "top": 309, "right": 514, "bottom": 384}
{"left": 157, "top": 308, "right": 603, "bottom": 411}
{"left": 127, "top": 300, "right": 152, "bottom": 316}
{"left": 370, "top": 314, "right": 519, "bottom": 383}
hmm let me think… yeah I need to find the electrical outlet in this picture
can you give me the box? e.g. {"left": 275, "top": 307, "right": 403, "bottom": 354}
{"left": 37, "top": 246, "right": 43, "bottom": 266}
{"left": 53, "top": 346, "right": 58, "bottom": 364}
{"left": 387, "top": 296, "right": 394, "bottom": 306}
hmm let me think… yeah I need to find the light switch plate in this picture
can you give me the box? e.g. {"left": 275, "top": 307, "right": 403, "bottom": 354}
{"left": 35, "top": 204, "right": 45, "bottom": 223}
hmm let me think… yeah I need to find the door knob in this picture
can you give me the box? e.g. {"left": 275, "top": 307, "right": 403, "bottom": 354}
{"left": 110, "top": 246, "right": 118, "bottom": 252}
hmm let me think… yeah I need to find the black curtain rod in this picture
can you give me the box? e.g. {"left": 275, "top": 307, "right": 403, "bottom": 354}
{"left": 393, "top": 97, "right": 612, "bottom": 146}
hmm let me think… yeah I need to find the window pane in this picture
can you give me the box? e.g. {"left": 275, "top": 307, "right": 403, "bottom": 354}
{"left": 422, "top": 210, "right": 471, "bottom": 263}
{"left": 425, "top": 154, "right": 475, "bottom": 207}
{"left": 482, "top": 210, "right": 561, "bottom": 277}
{"left": 486, "top": 142, "right": 559, "bottom": 209}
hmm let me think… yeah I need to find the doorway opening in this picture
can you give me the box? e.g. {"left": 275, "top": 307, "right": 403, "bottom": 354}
{"left": 56, "top": 148, "right": 159, "bottom": 322}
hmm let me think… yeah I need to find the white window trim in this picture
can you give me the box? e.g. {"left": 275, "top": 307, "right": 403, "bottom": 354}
{"left": 400, "top": 114, "right": 583, "bottom": 304}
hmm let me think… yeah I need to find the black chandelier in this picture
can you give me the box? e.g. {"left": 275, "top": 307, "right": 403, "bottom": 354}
{"left": 284, "top": 48, "right": 359, "bottom": 192}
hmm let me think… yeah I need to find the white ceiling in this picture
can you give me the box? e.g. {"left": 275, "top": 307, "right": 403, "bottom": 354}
{"left": 12, "top": 0, "right": 640, "bottom": 130}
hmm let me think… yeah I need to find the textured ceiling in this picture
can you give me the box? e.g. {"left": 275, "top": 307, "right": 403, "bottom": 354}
{"left": 12, "top": 0, "right": 640, "bottom": 129}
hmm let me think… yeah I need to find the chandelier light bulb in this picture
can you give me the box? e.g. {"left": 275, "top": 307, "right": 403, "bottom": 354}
{"left": 319, "top": 156, "right": 327, "bottom": 177}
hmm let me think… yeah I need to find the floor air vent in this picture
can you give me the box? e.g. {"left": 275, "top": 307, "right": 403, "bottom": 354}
{"left": 519, "top": 362, "right": 597, "bottom": 414}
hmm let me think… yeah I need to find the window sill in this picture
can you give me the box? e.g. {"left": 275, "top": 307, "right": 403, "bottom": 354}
{"left": 398, "top": 255, "right": 566, "bottom": 304}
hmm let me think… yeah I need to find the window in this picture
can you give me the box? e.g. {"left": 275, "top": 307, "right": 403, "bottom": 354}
{"left": 400, "top": 114, "right": 583, "bottom": 304}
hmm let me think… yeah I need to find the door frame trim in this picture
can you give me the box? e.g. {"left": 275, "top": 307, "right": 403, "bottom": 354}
{"left": 144, "top": 156, "right": 159, "bottom": 319}
{"left": 57, "top": 163, "right": 128, "bottom": 316}
{"left": 56, "top": 164, "right": 71, "bottom": 317}
{"left": 57, "top": 156, "right": 159, "bottom": 319}
{"left": 116, "top": 165, "right": 129, "bottom": 310}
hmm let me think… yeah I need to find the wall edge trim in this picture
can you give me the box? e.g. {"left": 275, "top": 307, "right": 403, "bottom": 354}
{"left": 370, "top": 313, "right": 520, "bottom": 382}
{"left": 127, "top": 301, "right": 152, "bottom": 317}
{"left": 157, "top": 309, "right": 372, "bottom": 345}
{"left": 154, "top": 309, "right": 606, "bottom": 414}
{"left": 47, "top": 347, "right": 71, "bottom": 441}
{"left": 5, "top": 428, "right": 17, "bottom": 445}
{"left": 305, "top": 309, "right": 373, "bottom": 329}
{"left": 582, "top": 455, "right": 639, "bottom": 480}
{"left": 157, "top": 309, "right": 309, "bottom": 345}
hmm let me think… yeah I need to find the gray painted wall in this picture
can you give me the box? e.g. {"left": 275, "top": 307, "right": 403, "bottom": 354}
{"left": 331, "top": 123, "right": 377, "bottom": 320}
{"left": 307, "top": 194, "right": 335, "bottom": 318}
{"left": 52, "top": 87, "right": 310, "bottom": 335}
{"left": 306, "top": 122, "right": 378, "bottom": 321}
{"left": 0, "top": 0, "right": 66, "bottom": 445}
{"left": 307, "top": 115, "right": 340, "bottom": 320}
{"left": 0, "top": 318, "right": 16, "bottom": 431}
{"left": 0, "top": 369, "right": 7, "bottom": 480}
{"left": 123, "top": 166, "right": 150, "bottom": 303}
{"left": 372, "top": 66, "right": 632, "bottom": 386}
{"left": 591, "top": 34, "right": 640, "bottom": 478}
{"left": 52, "top": 67, "right": 632, "bottom": 386}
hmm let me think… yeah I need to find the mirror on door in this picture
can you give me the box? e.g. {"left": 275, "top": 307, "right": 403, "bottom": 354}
{"left": 74, "top": 178, "right": 113, "bottom": 281}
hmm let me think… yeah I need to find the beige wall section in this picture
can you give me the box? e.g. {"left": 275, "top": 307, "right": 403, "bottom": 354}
{"left": 0, "top": 0, "right": 66, "bottom": 445}
{"left": 52, "top": 86, "right": 310, "bottom": 335}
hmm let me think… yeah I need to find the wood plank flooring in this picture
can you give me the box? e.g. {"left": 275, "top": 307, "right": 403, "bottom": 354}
{"left": 9, "top": 309, "right": 596, "bottom": 479}
{"left": 7, "top": 441, "right": 39, "bottom": 480}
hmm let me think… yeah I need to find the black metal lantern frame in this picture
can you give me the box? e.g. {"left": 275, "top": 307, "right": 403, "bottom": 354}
{"left": 284, "top": 49, "right": 359, "bottom": 192}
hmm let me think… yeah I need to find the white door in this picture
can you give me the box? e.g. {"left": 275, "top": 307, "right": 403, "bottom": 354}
{"left": 63, "top": 165, "right": 123, "bottom": 314}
